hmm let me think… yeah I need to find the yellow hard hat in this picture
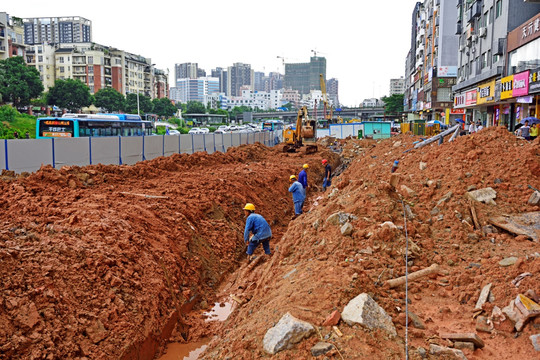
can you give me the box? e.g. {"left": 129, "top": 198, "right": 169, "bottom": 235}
{"left": 303, "top": 164, "right": 309, "bottom": 169}
{"left": 290, "top": 175, "right": 297, "bottom": 180}
{"left": 243, "top": 203, "right": 255, "bottom": 211}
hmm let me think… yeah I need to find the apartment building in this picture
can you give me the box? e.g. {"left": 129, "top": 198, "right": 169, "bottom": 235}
{"left": 0, "top": 12, "right": 25, "bottom": 60}
{"left": 389, "top": 77, "right": 405, "bottom": 95}
{"left": 403, "top": 0, "right": 459, "bottom": 122}
{"left": 227, "top": 63, "right": 252, "bottom": 97}
{"left": 452, "top": 0, "right": 540, "bottom": 129}
{"left": 22, "top": 16, "right": 91, "bottom": 45}
{"left": 211, "top": 67, "right": 228, "bottom": 94}
{"left": 175, "top": 77, "right": 219, "bottom": 103}
{"left": 175, "top": 63, "right": 199, "bottom": 81}
{"left": 327, "top": 78, "right": 340, "bottom": 107}
{"left": 224, "top": 89, "right": 283, "bottom": 111}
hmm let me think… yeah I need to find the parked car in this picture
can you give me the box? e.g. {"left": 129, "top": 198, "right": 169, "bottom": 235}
{"left": 218, "top": 125, "right": 229, "bottom": 131}
{"left": 188, "top": 127, "right": 202, "bottom": 134}
{"left": 228, "top": 126, "right": 239, "bottom": 131}
{"left": 214, "top": 129, "right": 225, "bottom": 134}
{"left": 168, "top": 129, "right": 180, "bottom": 135}
{"left": 200, "top": 127, "right": 210, "bottom": 133}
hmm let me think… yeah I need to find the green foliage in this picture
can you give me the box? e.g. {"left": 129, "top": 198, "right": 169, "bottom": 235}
{"left": 152, "top": 97, "right": 177, "bottom": 117}
{"left": 94, "top": 88, "right": 125, "bottom": 112}
{"left": 0, "top": 105, "right": 37, "bottom": 138}
{"left": 175, "top": 102, "right": 187, "bottom": 113}
{"left": 381, "top": 94, "right": 404, "bottom": 114}
{"left": 47, "top": 79, "right": 92, "bottom": 112}
{"left": 0, "top": 56, "right": 44, "bottom": 107}
{"left": 186, "top": 101, "right": 206, "bottom": 114}
{"left": 208, "top": 126, "right": 216, "bottom": 132}
{"left": 229, "top": 106, "right": 252, "bottom": 119}
{"left": 124, "top": 93, "right": 153, "bottom": 114}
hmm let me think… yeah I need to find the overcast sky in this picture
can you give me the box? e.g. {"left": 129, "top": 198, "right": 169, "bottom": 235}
{"left": 6, "top": 0, "right": 420, "bottom": 106}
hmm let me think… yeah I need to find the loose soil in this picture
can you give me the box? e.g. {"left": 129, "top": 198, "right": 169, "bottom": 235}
{"left": 1, "top": 127, "right": 539, "bottom": 360}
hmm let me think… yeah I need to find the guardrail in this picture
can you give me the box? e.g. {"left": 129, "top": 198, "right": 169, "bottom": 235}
{"left": 1, "top": 131, "right": 279, "bottom": 174}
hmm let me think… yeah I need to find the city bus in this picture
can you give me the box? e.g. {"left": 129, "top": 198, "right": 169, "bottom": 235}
{"left": 262, "top": 120, "right": 284, "bottom": 132}
{"left": 36, "top": 114, "right": 153, "bottom": 138}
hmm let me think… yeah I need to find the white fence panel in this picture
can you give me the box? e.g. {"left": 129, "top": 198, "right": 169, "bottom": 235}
{"left": 144, "top": 135, "right": 163, "bottom": 161}
{"left": 55, "top": 138, "right": 90, "bottom": 167}
{"left": 8, "top": 139, "right": 53, "bottom": 173}
{"left": 317, "top": 129, "right": 331, "bottom": 138}
{"left": 232, "top": 132, "right": 242, "bottom": 147}
{"left": 192, "top": 134, "right": 205, "bottom": 153}
{"left": 164, "top": 134, "right": 180, "bottom": 156}
{"left": 0, "top": 140, "right": 6, "bottom": 171}
{"left": 180, "top": 134, "right": 193, "bottom": 154}
{"left": 214, "top": 133, "right": 224, "bottom": 153}
{"left": 91, "top": 137, "right": 120, "bottom": 166}
{"left": 121, "top": 137, "right": 143, "bottom": 165}
{"left": 223, "top": 133, "right": 233, "bottom": 151}
{"left": 204, "top": 134, "right": 215, "bottom": 154}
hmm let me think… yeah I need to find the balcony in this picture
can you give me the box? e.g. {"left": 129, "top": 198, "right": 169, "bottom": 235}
{"left": 416, "top": 44, "right": 425, "bottom": 55}
{"left": 456, "top": 22, "right": 463, "bottom": 35}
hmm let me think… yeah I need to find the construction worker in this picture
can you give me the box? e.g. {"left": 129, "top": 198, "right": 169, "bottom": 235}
{"left": 243, "top": 203, "right": 272, "bottom": 261}
{"left": 298, "top": 164, "right": 309, "bottom": 195}
{"left": 322, "top": 159, "right": 332, "bottom": 191}
{"left": 288, "top": 175, "right": 306, "bottom": 218}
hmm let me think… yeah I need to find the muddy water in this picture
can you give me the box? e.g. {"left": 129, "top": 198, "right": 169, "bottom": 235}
{"left": 157, "top": 339, "right": 209, "bottom": 360}
{"left": 158, "top": 301, "right": 234, "bottom": 360}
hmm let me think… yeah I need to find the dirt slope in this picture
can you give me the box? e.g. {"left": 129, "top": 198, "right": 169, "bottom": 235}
{"left": 202, "top": 127, "right": 540, "bottom": 359}
{"left": 0, "top": 143, "right": 338, "bottom": 360}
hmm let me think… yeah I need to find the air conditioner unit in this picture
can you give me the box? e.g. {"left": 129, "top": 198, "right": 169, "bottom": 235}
{"left": 458, "top": 76, "right": 464, "bottom": 83}
{"left": 479, "top": 27, "right": 487, "bottom": 38}
{"left": 472, "top": 35, "right": 478, "bottom": 42}
{"left": 459, "top": 45, "right": 465, "bottom": 52}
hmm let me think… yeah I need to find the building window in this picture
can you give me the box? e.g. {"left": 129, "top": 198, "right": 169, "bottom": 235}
{"left": 60, "top": 66, "right": 64, "bottom": 73}
{"left": 88, "top": 56, "right": 93, "bottom": 65}
{"left": 493, "top": 54, "right": 501, "bottom": 63}
{"left": 38, "top": 55, "right": 43, "bottom": 62}
{"left": 495, "top": 0, "right": 502, "bottom": 18}
{"left": 88, "top": 66, "right": 93, "bottom": 74}
{"left": 39, "top": 65, "right": 43, "bottom": 72}
{"left": 481, "top": 52, "right": 487, "bottom": 69}
{"left": 59, "top": 57, "right": 64, "bottom": 64}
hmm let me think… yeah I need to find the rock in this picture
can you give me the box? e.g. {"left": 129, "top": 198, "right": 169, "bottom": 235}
{"left": 530, "top": 334, "right": 540, "bottom": 352}
{"left": 311, "top": 342, "right": 334, "bottom": 356}
{"left": 417, "top": 347, "right": 427, "bottom": 359}
{"left": 494, "top": 178, "right": 503, "bottom": 184}
{"left": 380, "top": 221, "right": 397, "bottom": 230}
{"left": 86, "top": 319, "right": 107, "bottom": 344}
{"left": 466, "top": 187, "right": 497, "bottom": 205}
{"left": 525, "top": 289, "right": 540, "bottom": 304}
{"left": 393, "top": 141, "right": 402, "bottom": 148}
{"left": 283, "top": 268, "right": 297, "bottom": 279}
{"left": 475, "top": 283, "right": 493, "bottom": 310}
{"left": 341, "top": 293, "right": 397, "bottom": 336}
{"left": 454, "top": 341, "right": 475, "bottom": 351}
{"left": 482, "top": 225, "right": 498, "bottom": 234}
{"left": 312, "top": 220, "right": 320, "bottom": 230}
{"left": 15, "top": 302, "right": 40, "bottom": 330}
{"left": 404, "top": 204, "right": 415, "bottom": 219}
{"left": 326, "top": 212, "right": 357, "bottom": 226}
{"left": 528, "top": 191, "right": 540, "bottom": 206}
{"left": 429, "top": 344, "right": 468, "bottom": 360}
{"left": 439, "top": 332, "right": 484, "bottom": 348}
{"left": 341, "top": 222, "right": 353, "bottom": 236}
{"left": 390, "top": 174, "right": 400, "bottom": 188}
{"left": 400, "top": 185, "right": 416, "bottom": 197}
{"left": 502, "top": 300, "right": 528, "bottom": 332}
{"left": 263, "top": 312, "right": 315, "bottom": 354}
{"left": 467, "top": 185, "right": 477, "bottom": 191}
{"left": 430, "top": 207, "right": 440, "bottom": 215}
{"left": 398, "top": 312, "right": 425, "bottom": 329}
{"left": 360, "top": 247, "right": 373, "bottom": 255}
{"left": 419, "top": 162, "right": 427, "bottom": 170}
{"left": 514, "top": 294, "right": 540, "bottom": 319}
{"left": 499, "top": 257, "right": 518, "bottom": 267}
{"left": 475, "top": 316, "right": 493, "bottom": 333}
{"left": 326, "top": 213, "right": 340, "bottom": 225}
{"left": 322, "top": 310, "right": 341, "bottom": 327}
{"left": 436, "top": 191, "right": 453, "bottom": 207}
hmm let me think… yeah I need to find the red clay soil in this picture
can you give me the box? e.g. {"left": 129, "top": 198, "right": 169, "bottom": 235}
{"left": 199, "top": 127, "right": 540, "bottom": 359}
{"left": 0, "top": 143, "right": 338, "bottom": 360}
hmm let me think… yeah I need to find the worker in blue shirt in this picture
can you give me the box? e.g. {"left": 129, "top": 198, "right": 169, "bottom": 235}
{"left": 298, "top": 164, "right": 308, "bottom": 195}
{"left": 243, "top": 203, "right": 272, "bottom": 261}
{"left": 288, "top": 175, "right": 306, "bottom": 218}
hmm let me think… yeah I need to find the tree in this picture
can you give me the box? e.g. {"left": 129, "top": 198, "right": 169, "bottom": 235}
{"left": 47, "top": 79, "right": 92, "bottom": 112}
{"left": 381, "top": 94, "right": 404, "bottom": 115}
{"left": 94, "top": 87, "right": 125, "bottom": 112}
{"left": 0, "top": 57, "right": 44, "bottom": 107}
{"left": 152, "top": 97, "right": 177, "bottom": 117}
{"left": 124, "top": 93, "right": 153, "bottom": 114}
{"left": 186, "top": 101, "right": 206, "bottom": 114}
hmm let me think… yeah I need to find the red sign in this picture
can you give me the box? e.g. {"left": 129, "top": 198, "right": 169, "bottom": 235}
{"left": 451, "top": 108, "right": 466, "bottom": 114}
{"left": 465, "top": 90, "right": 477, "bottom": 105}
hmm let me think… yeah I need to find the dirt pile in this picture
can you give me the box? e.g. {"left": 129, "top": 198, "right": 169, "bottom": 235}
{"left": 0, "top": 143, "right": 338, "bottom": 360}
{"left": 202, "top": 127, "right": 540, "bottom": 359}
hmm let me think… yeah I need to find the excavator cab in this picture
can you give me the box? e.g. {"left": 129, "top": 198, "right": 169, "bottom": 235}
{"left": 283, "top": 107, "right": 317, "bottom": 153}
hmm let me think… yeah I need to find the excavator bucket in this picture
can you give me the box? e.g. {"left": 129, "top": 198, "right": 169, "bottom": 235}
{"left": 305, "top": 145, "right": 318, "bottom": 154}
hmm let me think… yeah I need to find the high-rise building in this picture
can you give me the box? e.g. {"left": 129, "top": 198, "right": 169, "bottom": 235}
{"left": 266, "top": 72, "right": 283, "bottom": 92}
{"left": 389, "top": 78, "right": 405, "bottom": 95}
{"left": 211, "top": 67, "right": 228, "bottom": 94}
{"left": 227, "top": 63, "right": 252, "bottom": 97}
{"left": 176, "top": 77, "right": 219, "bottom": 103}
{"left": 284, "top": 56, "right": 326, "bottom": 95}
{"left": 403, "top": 0, "right": 459, "bottom": 121}
{"left": 327, "top": 78, "right": 340, "bottom": 107}
{"left": 175, "top": 63, "right": 199, "bottom": 81}
{"left": 452, "top": 0, "right": 540, "bottom": 129}
{"left": 254, "top": 71, "right": 265, "bottom": 92}
{"left": 22, "top": 16, "right": 91, "bottom": 45}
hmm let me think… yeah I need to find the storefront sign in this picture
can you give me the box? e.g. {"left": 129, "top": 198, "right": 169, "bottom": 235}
{"left": 501, "top": 75, "right": 514, "bottom": 99}
{"left": 424, "top": 102, "right": 432, "bottom": 110}
{"left": 437, "top": 66, "right": 458, "bottom": 78}
{"left": 465, "top": 89, "right": 477, "bottom": 106}
{"left": 517, "top": 95, "right": 533, "bottom": 103}
{"left": 513, "top": 70, "right": 530, "bottom": 97}
{"left": 477, "top": 80, "right": 496, "bottom": 105}
{"left": 454, "top": 92, "right": 466, "bottom": 108}
{"left": 451, "top": 108, "right": 466, "bottom": 114}
{"left": 529, "top": 67, "right": 540, "bottom": 94}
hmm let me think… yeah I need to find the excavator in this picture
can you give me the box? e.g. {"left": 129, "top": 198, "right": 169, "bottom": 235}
{"left": 283, "top": 106, "right": 318, "bottom": 154}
